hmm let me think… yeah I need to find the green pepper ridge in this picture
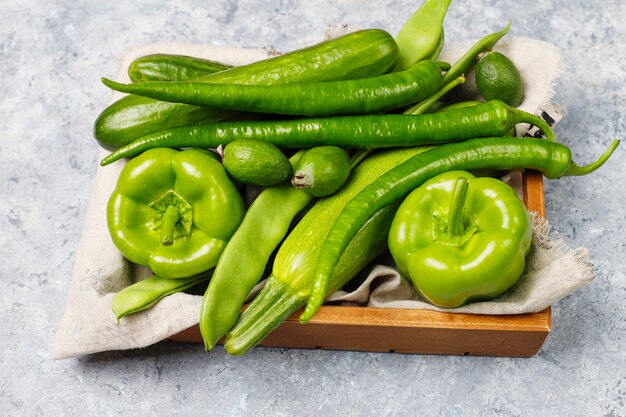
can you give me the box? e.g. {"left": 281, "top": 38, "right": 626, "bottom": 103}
{"left": 107, "top": 148, "right": 245, "bottom": 279}
{"left": 388, "top": 170, "right": 532, "bottom": 308}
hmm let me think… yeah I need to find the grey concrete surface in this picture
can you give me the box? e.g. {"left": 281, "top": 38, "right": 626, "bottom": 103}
{"left": 1, "top": 0, "right": 624, "bottom": 416}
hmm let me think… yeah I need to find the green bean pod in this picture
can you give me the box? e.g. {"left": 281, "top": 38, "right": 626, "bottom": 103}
{"left": 102, "top": 60, "right": 443, "bottom": 117}
{"left": 100, "top": 100, "right": 555, "bottom": 166}
{"left": 299, "top": 137, "right": 620, "bottom": 322}
{"left": 128, "top": 54, "right": 233, "bottom": 82}
{"left": 199, "top": 152, "right": 312, "bottom": 351}
{"left": 394, "top": 0, "right": 451, "bottom": 71}
{"left": 94, "top": 29, "right": 399, "bottom": 149}
{"left": 112, "top": 272, "right": 211, "bottom": 321}
{"left": 425, "top": 29, "right": 445, "bottom": 61}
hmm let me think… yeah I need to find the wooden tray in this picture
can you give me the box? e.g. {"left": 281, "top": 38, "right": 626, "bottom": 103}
{"left": 169, "top": 170, "right": 550, "bottom": 356}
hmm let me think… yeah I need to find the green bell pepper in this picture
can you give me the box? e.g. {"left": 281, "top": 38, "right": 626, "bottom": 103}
{"left": 388, "top": 170, "right": 532, "bottom": 308}
{"left": 107, "top": 148, "right": 245, "bottom": 278}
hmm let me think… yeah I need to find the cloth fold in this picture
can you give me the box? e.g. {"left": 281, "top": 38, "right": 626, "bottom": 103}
{"left": 327, "top": 213, "right": 595, "bottom": 315}
{"left": 52, "top": 34, "right": 590, "bottom": 360}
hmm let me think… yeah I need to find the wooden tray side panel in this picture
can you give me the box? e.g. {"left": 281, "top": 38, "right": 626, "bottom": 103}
{"left": 258, "top": 324, "right": 548, "bottom": 357}
{"left": 170, "top": 305, "right": 551, "bottom": 357}
{"left": 251, "top": 308, "right": 550, "bottom": 357}
{"left": 523, "top": 170, "right": 545, "bottom": 216}
{"left": 170, "top": 321, "right": 549, "bottom": 357}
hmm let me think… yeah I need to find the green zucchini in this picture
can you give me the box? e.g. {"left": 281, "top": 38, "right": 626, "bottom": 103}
{"left": 128, "top": 54, "right": 232, "bottom": 82}
{"left": 94, "top": 29, "right": 399, "bottom": 149}
{"left": 224, "top": 146, "right": 431, "bottom": 355}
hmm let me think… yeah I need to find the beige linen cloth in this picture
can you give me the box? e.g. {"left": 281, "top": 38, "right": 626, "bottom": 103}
{"left": 52, "top": 29, "right": 594, "bottom": 359}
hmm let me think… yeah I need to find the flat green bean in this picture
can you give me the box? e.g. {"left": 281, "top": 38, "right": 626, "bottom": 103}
{"left": 394, "top": 0, "right": 451, "bottom": 71}
{"left": 112, "top": 272, "right": 211, "bottom": 321}
{"left": 199, "top": 152, "right": 311, "bottom": 351}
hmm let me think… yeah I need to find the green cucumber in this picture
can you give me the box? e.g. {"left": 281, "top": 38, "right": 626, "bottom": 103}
{"left": 95, "top": 29, "right": 399, "bottom": 149}
{"left": 128, "top": 54, "right": 232, "bottom": 82}
{"left": 291, "top": 146, "right": 351, "bottom": 197}
{"left": 222, "top": 139, "right": 292, "bottom": 187}
{"left": 224, "top": 145, "right": 431, "bottom": 355}
{"left": 94, "top": 96, "right": 238, "bottom": 151}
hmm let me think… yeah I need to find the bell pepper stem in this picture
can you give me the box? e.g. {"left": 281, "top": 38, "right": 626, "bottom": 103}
{"left": 160, "top": 205, "right": 181, "bottom": 246}
{"left": 447, "top": 177, "right": 469, "bottom": 237}
{"left": 565, "top": 139, "right": 620, "bottom": 177}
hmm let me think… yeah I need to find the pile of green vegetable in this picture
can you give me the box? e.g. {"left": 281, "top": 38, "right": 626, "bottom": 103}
{"left": 95, "top": 0, "right": 619, "bottom": 355}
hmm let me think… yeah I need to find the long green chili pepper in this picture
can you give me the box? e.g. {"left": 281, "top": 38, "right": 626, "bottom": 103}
{"left": 101, "top": 60, "right": 443, "bottom": 117}
{"left": 299, "top": 137, "right": 620, "bottom": 322}
{"left": 346, "top": 75, "right": 467, "bottom": 197}
{"left": 394, "top": 0, "right": 451, "bottom": 71}
{"left": 100, "top": 100, "right": 555, "bottom": 166}
{"left": 442, "top": 22, "right": 511, "bottom": 85}
{"left": 199, "top": 152, "right": 311, "bottom": 351}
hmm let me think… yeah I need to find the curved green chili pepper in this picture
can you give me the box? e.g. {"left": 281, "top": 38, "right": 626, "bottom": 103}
{"left": 299, "top": 137, "right": 620, "bottom": 322}
{"left": 100, "top": 100, "right": 555, "bottom": 166}
{"left": 102, "top": 60, "right": 443, "bottom": 117}
{"left": 394, "top": 0, "right": 451, "bottom": 71}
